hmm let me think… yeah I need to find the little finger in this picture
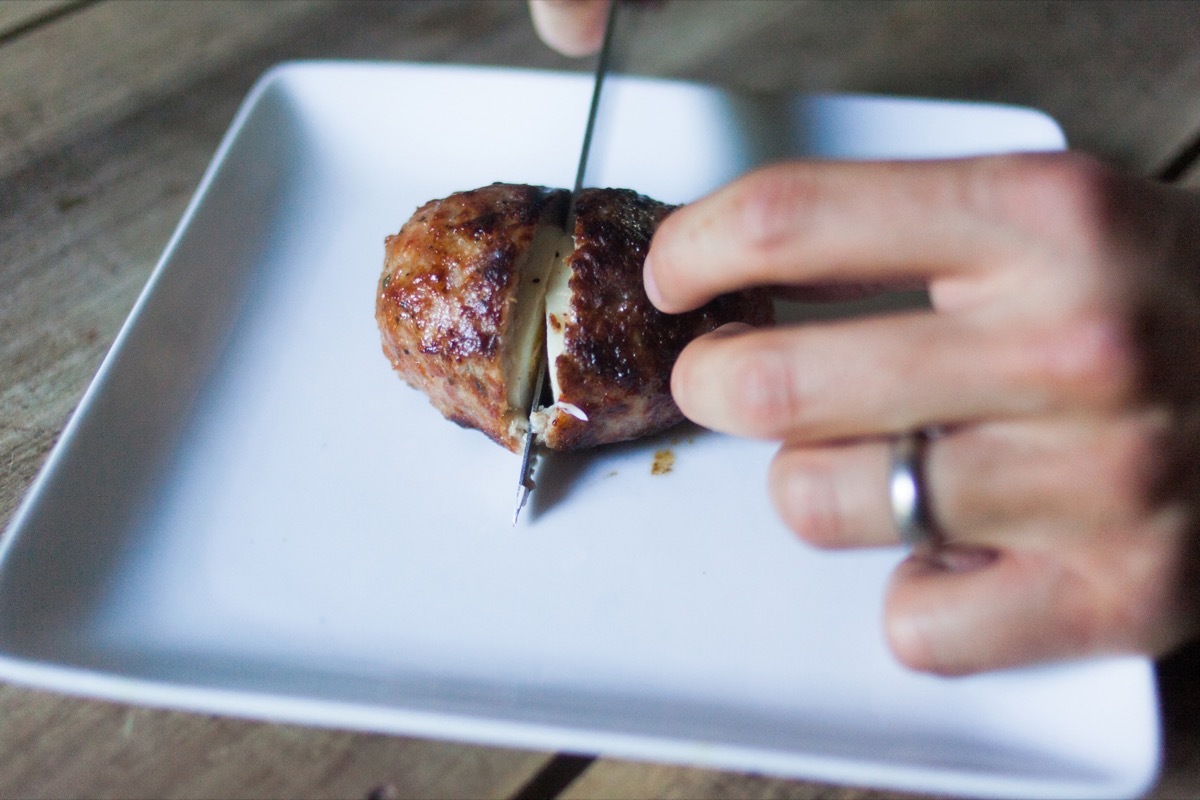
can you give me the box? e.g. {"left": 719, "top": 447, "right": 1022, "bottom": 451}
{"left": 886, "top": 516, "right": 1193, "bottom": 675}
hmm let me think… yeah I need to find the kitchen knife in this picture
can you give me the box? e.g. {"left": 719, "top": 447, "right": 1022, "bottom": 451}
{"left": 512, "top": 0, "right": 620, "bottom": 525}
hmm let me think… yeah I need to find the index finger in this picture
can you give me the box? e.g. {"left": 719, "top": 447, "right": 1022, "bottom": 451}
{"left": 644, "top": 156, "right": 1042, "bottom": 314}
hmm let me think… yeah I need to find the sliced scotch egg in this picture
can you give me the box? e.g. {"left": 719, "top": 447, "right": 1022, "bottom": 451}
{"left": 376, "top": 184, "right": 774, "bottom": 452}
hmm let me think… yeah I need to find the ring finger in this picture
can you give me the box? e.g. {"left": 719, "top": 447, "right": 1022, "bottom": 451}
{"left": 769, "top": 414, "right": 1164, "bottom": 548}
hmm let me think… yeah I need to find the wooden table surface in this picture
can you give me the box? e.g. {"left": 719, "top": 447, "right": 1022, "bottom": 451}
{"left": 3, "top": 1, "right": 1200, "bottom": 797}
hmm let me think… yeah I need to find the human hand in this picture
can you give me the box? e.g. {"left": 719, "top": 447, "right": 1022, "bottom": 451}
{"left": 528, "top": 0, "right": 612, "bottom": 57}
{"left": 645, "top": 153, "right": 1200, "bottom": 675}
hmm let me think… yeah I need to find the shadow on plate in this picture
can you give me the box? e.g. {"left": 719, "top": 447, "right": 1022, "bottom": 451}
{"left": 525, "top": 421, "right": 712, "bottom": 521}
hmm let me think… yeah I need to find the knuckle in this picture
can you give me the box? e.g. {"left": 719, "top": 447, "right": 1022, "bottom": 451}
{"left": 725, "top": 342, "right": 806, "bottom": 437}
{"left": 1084, "top": 531, "right": 1181, "bottom": 652}
{"left": 1098, "top": 421, "right": 1163, "bottom": 513}
{"left": 668, "top": 339, "right": 705, "bottom": 412}
{"left": 883, "top": 602, "right": 960, "bottom": 676}
{"left": 769, "top": 453, "right": 845, "bottom": 548}
{"left": 1049, "top": 530, "right": 1179, "bottom": 657}
{"left": 646, "top": 212, "right": 685, "bottom": 285}
{"left": 1029, "top": 312, "right": 1138, "bottom": 408}
{"left": 991, "top": 152, "right": 1118, "bottom": 246}
{"left": 670, "top": 334, "right": 807, "bottom": 437}
{"left": 1061, "top": 585, "right": 1134, "bottom": 657}
{"left": 733, "top": 167, "right": 817, "bottom": 252}
{"left": 882, "top": 568, "right": 968, "bottom": 676}
{"left": 1045, "top": 564, "right": 1109, "bottom": 655}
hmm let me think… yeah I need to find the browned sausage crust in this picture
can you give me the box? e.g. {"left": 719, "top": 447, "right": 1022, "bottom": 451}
{"left": 376, "top": 183, "right": 568, "bottom": 451}
{"left": 535, "top": 188, "right": 775, "bottom": 450}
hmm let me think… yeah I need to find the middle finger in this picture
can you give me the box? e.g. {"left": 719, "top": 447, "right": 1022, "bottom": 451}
{"left": 673, "top": 313, "right": 1105, "bottom": 442}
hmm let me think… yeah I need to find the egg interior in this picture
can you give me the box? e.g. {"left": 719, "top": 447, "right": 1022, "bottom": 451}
{"left": 502, "top": 219, "right": 565, "bottom": 443}
{"left": 542, "top": 233, "right": 576, "bottom": 403}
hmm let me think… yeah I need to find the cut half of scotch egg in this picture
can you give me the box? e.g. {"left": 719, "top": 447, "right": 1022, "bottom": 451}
{"left": 376, "top": 184, "right": 774, "bottom": 452}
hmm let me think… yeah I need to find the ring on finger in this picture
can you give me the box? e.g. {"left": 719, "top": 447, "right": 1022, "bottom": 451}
{"left": 889, "top": 430, "right": 942, "bottom": 549}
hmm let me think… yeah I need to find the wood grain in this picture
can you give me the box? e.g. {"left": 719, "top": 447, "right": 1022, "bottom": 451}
{"left": 562, "top": 760, "right": 929, "bottom": 800}
{"left": 1181, "top": 159, "right": 1200, "bottom": 189}
{"left": 2, "top": 1, "right": 1200, "bottom": 798}
{"left": 0, "top": 685, "right": 547, "bottom": 800}
{"left": 0, "top": 0, "right": 585, "bottom": 181}
{"left": 0, "top": 0, "right": 329, "bottom": 177}
{"left": 0, "top": 0, "right": 76, "bottom": 39}
{"left": 615, "top": 0, "right": 1200, "bottom": 174}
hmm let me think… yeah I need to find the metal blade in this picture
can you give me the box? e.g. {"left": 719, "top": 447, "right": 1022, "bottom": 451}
{"left": 511, "top": 362, "right": 545, "bottom": 525}
{"left": 571, "top": 0, "right": 619, "bottom": 197}
{"left": 512, "top": 0, "right": 620, "bottom": 526}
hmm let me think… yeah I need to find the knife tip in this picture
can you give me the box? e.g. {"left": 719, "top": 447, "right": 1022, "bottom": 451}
{"left": 512, "top": 486, "right": 528, "bottom": 526}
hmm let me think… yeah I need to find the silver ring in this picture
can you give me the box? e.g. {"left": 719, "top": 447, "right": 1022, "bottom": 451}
{"left": 889, "top": 431, "right": 940, "bottom": 548}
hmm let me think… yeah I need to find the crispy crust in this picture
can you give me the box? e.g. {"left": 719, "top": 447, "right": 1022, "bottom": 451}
{"left": 538, "top": 188, "right": 774, "bottom": 450}
{"left": 375, "top": 183, "right": 568, "bottom": 451}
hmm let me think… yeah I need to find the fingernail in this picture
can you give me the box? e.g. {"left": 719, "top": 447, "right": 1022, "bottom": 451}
{"left": 708, "top": 321, "right": 754, "bottom": 338}
{"left": 643, "top": 254, "right": 665, "bottom": 309}
{"left": 928, "top": 545, "right": 998, "bottom": 573}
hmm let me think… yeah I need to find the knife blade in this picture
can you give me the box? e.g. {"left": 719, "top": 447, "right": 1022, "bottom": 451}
{"left": 512, "top": 0, "right": 620, "bottom": 526}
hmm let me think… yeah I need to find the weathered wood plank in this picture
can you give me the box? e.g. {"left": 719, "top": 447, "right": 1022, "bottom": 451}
{"left": 1181, "top": 159, "right": 1200, "bottom": 189}
{"left": 617, "top": 0, "right": 1200, "bottom": 176}
{"left": 0, "top": 0, "right": 325, "bottom": 177}
{"left": 6, "top": 1, "right": 1200, "bottom": 181}
{"left": 561, "top": 760, "right": 930, "bottom": 800}
{"left": 0, "top": 684, "right": 547, "bottom": 800}
{"left": 0, "top": 0, "right": 75, "bottom": 39}
{"left": 0, "top": 0, "right": 583, "bottom": 180}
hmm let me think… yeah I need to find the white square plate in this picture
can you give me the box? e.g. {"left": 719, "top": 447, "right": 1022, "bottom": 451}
{"left": 0, "top": 62, "right": 1159, "bottom": 798}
